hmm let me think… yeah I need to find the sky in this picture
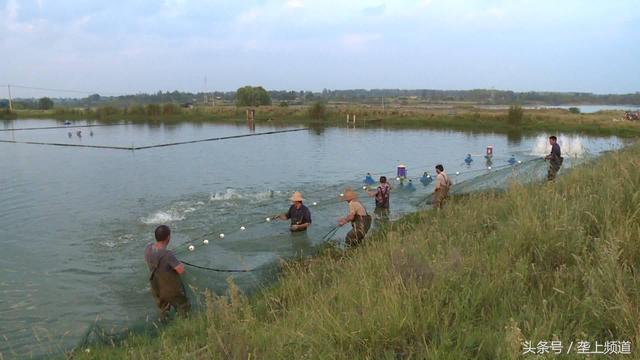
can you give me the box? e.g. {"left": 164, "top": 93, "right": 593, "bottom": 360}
{"left": 1, "top": 0, "right": 639, "bottom": 97}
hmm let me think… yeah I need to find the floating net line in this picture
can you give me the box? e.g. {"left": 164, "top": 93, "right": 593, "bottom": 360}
{"left": 0, "top": 128, "right": 309, "bottom": 150}
{"left": 0, "top": 123, "right": 130, "bottom": 132}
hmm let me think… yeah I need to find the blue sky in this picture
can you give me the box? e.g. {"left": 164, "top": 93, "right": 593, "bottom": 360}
{"left": 1, "top": 0, "right": 638, "bottom": 97}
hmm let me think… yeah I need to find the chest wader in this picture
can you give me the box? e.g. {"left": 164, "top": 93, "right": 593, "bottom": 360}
{"left": 149, "top": 255, "right": 190, "bottom": 320}
{"left": 375, "top": 186, "right": 390, "bottom": 210}
{"left": 547, "top": 156, "right": 563, "bottom": 181}
{"left": 432, "top": 181, "right": 450, "bottom": 209}
{"left": 346, "top": 213, "right": 372, "bottom": 246}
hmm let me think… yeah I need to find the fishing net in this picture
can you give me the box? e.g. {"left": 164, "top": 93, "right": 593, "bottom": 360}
{"left": 69, "top": 156, "right": 572, "bottom": 354}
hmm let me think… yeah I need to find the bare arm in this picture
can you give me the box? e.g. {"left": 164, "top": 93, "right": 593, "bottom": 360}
{"left": 338, "top": 213, "right": 355, "bottom": 226}
{"left": 174, "top": 263, "right": 185, "bottom": 275}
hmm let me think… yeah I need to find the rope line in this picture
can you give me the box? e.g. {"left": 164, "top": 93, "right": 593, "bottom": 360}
{"left": 180, "top": 260, "right": 256, "bottom": 272}
{"left": 0, "top": 123, "right": 130, "bottom": 132}
{"left": 130, "top": 128, "right": 308, "bottom": 150}
{"left": 321, "top": 225, "right": 341, "bottom": 241}
{"left": 0, "top": 139, "right": 133, "bottom": 150}
{"left": 0, "top": 128, "right": 309, "bottom": 150}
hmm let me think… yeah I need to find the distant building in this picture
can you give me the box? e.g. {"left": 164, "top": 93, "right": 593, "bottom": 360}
{"left": 181, "top": 102, "right": 194, "bottom": 109}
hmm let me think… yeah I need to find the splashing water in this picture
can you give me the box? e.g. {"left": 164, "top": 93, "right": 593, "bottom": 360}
{"left": 532, "top": 135, "right": 585, "bottom": 158}
{"left": 139, "top": 201, "right": 205, "bottom": 224}
{"left": 209, "top": 188, "right": 277, "bottom": 202}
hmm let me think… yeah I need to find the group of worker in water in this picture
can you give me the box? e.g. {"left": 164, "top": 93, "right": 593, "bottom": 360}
{"left": 144, "top": 136, "right": 562, "bottom": 320}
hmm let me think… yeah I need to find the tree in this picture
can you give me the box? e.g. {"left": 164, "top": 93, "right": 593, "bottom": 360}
{"left": 235, "top": 86, "right": 272, "bottom": 107}
{"left": 308, "top": 101, "right": 328, "bottom": 120}
{"left": 507, "top": 104, "right": 523, "bottom": 125}
{"left": 568, "top": 107, "right": 581, "bottom": 114}
{"left": 38, "top": 97, "right": 54, "bottom": 110}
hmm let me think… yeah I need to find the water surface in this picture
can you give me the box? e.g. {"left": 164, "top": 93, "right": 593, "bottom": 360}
{"left": 0, "top": 119, "right": 625, "bottom": 357}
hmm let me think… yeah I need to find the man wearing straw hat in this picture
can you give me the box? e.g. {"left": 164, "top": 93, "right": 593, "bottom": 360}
{"left": 277, "top": 191, "right": 312, "bottom": 232}
{"left": 338, "top": 188, "right": 372, "bottom": 246}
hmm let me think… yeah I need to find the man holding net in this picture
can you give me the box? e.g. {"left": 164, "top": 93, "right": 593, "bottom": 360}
{"left": 144, "top": 225, "right": 190, "bottom": 320}
{"left": 433, "top": 164, "right": 452, "bottom": 209}
{"left": 545, "top": 136, "right": 563, "bottom": 181}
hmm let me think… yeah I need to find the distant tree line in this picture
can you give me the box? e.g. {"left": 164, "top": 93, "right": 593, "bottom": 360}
{"left": 2, "top": 88, "right": 639, "bottom": 109}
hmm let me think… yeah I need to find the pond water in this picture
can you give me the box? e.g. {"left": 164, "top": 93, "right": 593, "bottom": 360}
{"left": 0, "top": 119, "right": 626, "bottom": 357}
{"left": 527, "top": 105, "right": 640, "bottom": 113}
{"left": 477, "top": 104, "right": 640, "bottom": 113}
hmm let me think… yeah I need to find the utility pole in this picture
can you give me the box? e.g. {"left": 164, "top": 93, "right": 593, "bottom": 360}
{"left": 8, "top": 84, "right": 13, "bottom": 112}
{"left": 204, "top": 76, "right": 208, "bottom": 105}
{"left": 382, "top": 96, "right": 385, "bottom": 110}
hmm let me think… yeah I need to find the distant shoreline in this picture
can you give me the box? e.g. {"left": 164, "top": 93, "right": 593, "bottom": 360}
{"left": 5, "top": 104, "right": 640, "bottom": 137}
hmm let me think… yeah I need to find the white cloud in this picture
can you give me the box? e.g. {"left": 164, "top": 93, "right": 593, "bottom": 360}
{"left": 4, "top": 0, "right": 19, "bottom": 30}
{"left": 161, "top": 0, "right": 188, "bottom": 17}
{"left": 419, "top": 0, "right": 432, "bottom": 8}
{"left": 3, "top": 0, "right": 38, "bottom": 33}
{"left": 287, "top": 0, "right": 304, "bottom": 9}
{"left": 237, "top": 8, "right": 261, "bottom": 24}
{"left": 341, "top": 32, "right": 382, "bottom": 50}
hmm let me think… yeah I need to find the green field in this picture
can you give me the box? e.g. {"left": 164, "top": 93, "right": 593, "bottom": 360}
{"left": 69, "top": 142, "right": 640, "bottom": 359}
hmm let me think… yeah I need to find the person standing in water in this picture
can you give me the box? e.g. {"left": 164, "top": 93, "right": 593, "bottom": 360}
{"left": 545, "top": 136, "right": 563, "bottom": 181}
{"left": 277, "top": 191, "right": 312, "bottom": 232}
{"left": 368, "top": 176, "right": 391, "bottom": 220}
{"left": 144, "top": 225, "right": 190, "bottom": 321}
{"left": 338, "top": 189, "right": 372, "bottom": 246}
{"left": 432, "top": 164, "right": 452, "bottom": 209}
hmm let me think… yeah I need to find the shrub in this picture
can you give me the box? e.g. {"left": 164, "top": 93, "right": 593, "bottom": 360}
{"left": 162, "top": 103, "right": 180, "bottom": 115}
{"left": 507, "top": 104, "right": 523, "bottom": 125}
{"left": 308, "top": 101, "right": 327, "bottom": 120}
{"left": 145, "top": 104, "right": 162, "bottom": 116}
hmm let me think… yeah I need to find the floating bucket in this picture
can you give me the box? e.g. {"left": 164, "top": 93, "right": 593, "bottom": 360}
{"left": 485, "top": 146, "right": 493, "bottom": 158}
{"left": 397, "top": 164, "right": 407, "bottom": 179}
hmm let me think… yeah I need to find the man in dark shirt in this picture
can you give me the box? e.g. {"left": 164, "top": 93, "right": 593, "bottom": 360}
{"left": 368, "top": 176, "right": 391, "bottom": 221}
{"left": 144, "top": 225, "right": 189, "bottom": 320}
{"left": 545, "top": 136, "right": 563, "bottom": 181}
{"left": 278, "top": 191, "right": 312, "bottom": 232}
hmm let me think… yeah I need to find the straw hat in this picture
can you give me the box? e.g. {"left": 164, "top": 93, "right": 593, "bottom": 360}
{"left": 341, "top": 188, "right": 358, "bottom": 201}
{"left": 289, "top": 191, "right": 304, "bottom": 202}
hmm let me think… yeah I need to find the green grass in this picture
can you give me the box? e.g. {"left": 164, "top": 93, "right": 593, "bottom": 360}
{"left": 0, "top": 109, "right": 17, "bottom": 120}
{"left": 69, "top": 143, "right": 640, "bottom": 359}
{"left": 15, "top": 105, "right": 640, "bottom": 137}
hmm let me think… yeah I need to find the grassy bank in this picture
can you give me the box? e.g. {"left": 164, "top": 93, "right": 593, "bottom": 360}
{"left": 14, "top": 105, "right": 640, "bottom": 137}
{"left": 71, "top": 144, "right": 640, "bottom": 359}
{"left": 0, "top": 109, "right": 17, "bottom": 120}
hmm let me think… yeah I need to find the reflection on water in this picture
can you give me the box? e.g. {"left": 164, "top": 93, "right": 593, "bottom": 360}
{"left": 0, "top": 119, "right": 626, "bottom": 357}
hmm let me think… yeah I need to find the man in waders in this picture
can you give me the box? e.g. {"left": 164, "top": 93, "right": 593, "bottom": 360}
{"left": 433, "top": 164, "right": 452, "bottom": 209}
{"left": 368, "top": 176, "right": 391, "bottom": 221}
{"left": 144, "top": 225, "right": 190, "bottom": 320}
{"left": 277, "top": 191, "right": 312, "bottom": 232}
{"left": 545, "top": 136, "right": 563, "bottom": 181}
{"left": 338, "top": 189, "right": 372, "bottom": 246}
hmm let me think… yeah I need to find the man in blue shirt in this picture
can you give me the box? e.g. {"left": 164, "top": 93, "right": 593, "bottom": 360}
{"left": 545, "top": 136, "right": 563, "bottom": 181}
{"left": 277, "top": 191, "right": 312, "bottom": 232}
